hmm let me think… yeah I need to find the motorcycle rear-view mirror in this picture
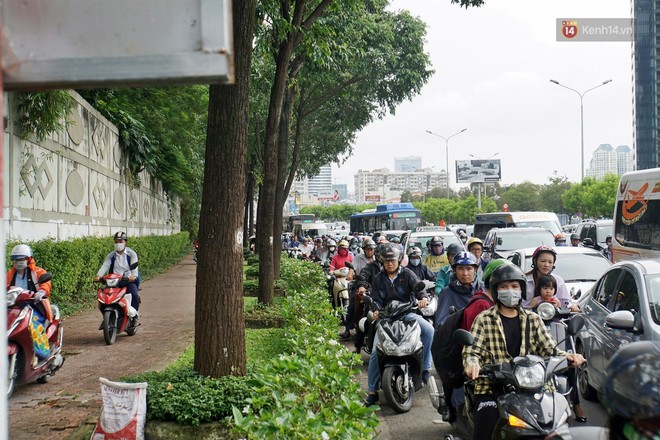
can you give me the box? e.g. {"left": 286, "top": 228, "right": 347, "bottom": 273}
{"left": 453, "top": 329, "right": 474, "bottom": 346}
{"left": 566, "top": 314, "right": 585, "bottom": 336}
{"left": 37, "top": 272, "right": 52, "bottom": 284}
{"left": 413, "top": 281, "right": 427, "bottom": 294}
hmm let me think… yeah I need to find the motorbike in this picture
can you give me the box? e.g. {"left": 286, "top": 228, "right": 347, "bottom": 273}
{"left": 433, "top": 314, "right": 585, "bottom": 440}
{"left": 96, "top": 263, "right": 140, "bottom": 345}
{"left": 193, "top": 240, "right": 199, "bottom": 263}
{"left": 419, "top": 280, "right": 438, "bottom": 325}
{"left": 362, "top": 281, "right": 427, "bottom": 414}
{"left": 6, "top": 272, "right": 64, "bottom": 398}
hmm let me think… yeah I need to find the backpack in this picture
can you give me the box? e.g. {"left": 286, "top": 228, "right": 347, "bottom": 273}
{"left": 431, "top": 295, "right": 485, "bottom": 390}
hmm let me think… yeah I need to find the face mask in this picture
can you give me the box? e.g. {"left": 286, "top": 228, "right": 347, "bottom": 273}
{"left": 115, "top": 242, "right": 126, "bottom": 252}
{"left": 497, "top": 289, "right": 522, "bottom": 308}
{"left": 328, "top": 247, "right": 336, "bottom": 253}
{"left": 409, "top": 258, "right": 421, "bottom": 267}
{"left": 338, "top": 248, "right": 348, "bottom": 256}
{"left": 13, "top": 260, "right": 28, "bottom": 271}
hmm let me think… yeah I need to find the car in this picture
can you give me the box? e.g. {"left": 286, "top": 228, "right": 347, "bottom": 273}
{"left": 573, "top": 219, "right": 613, "bottom": 251}
{"left": 574, "top": 259, "right": 660, "bottom": 401}
{"left": 401, "top": 227, "right": 465, "bottom": 261}
{"left": 372, "top": 230, "right": 408, "bottom": 243}
{"left": 561, "top": 223, "right": 578, "bottom": 234}
{"left": 506, "top": 246, "right": 612, "bottom": 303}
{"left": 483, "top": 227, "right": 556, "bottom": 260}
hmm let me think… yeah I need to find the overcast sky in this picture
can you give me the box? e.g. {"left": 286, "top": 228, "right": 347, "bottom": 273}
{"left": 332, "top": 0, "right": 633, "bottom": 192}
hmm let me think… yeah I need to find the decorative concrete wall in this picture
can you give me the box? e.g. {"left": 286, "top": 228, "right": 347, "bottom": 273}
{"left": 3, "top": 91, "right": 181, "bottom": 241}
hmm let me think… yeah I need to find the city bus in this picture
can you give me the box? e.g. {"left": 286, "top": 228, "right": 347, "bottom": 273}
{"left": 350, "top": 203, "right": 422, "bottom": 234}
{"left": 473, "top": 211, "right": 562, "bottom": 240}
{"left": 612, "top": 168, "right": 660, "bottom": 262}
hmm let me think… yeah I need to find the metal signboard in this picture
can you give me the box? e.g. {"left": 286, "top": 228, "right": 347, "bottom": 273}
{"left": 1, "top": 0, "right": 233, "bottom": 90}
{"left": 455, "top": 159, "right": 502, "bottom": 183}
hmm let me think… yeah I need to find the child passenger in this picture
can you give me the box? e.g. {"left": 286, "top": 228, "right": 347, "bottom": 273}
{"left": 528, "top": 274, "right": 561, "bottom": 309}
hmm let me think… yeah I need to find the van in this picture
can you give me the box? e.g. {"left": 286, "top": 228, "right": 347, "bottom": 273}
{"left": 612, "top": 168, "right": 660, "bottom": 262}
{"left": 294, "top": 221, "right": 329, "bottom": 239}
{"left": 473, "top": 211, "right": 562, "bottom": 240}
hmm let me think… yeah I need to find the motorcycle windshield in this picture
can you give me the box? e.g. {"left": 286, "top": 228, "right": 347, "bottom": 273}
{"left": 382, "top": 300, "right": 414, "bottom": 319}
{"left": 380, "top": 319, "right": 419, "bottom": 345}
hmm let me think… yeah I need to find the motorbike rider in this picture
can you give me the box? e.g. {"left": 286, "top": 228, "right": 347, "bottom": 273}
{"left": 523, "top": 246, "right": 579, "bottom": 312}
{"left": 466, "top": 237, "right": 489, "bottom": 280}
{"left": 349, "top": 237, "right": 362, "bottom": 256}
{"left": 364, "top": 244, "right": 434, "bottom": 406}
{"left": 330, "top": 240, "right": 354, "bottom": 272}
{"left": 463, "top": 262, "right": 585, "bottom": 440}
{"left": 340, "top": 238, "right": 377, "bottom": 340}
{"left": 94, "top": 231, "right": 140, "bottom": 314}
{"left": 603, "top": 234, "right": 613, "bottom": 262}
{"left": 598, "top": 341, "right": 659, "bottom": 440}
{"left": 437, "top": 258, "right": 505, "bottom": 423}
{"left": 570, "top": 233, "right": 580, "bottom": 247}
{"left": 434, "top": 243, "right": 463, "bottom": 294}
{"left": 423, "top": 236, "right": 449, "bottom": 272}
{"left": 435, "top": 252, "right": 484, "bottom": 327}
{"left": 298, "top": 237, "right": 315, "bottom": 259}
{"left": 406, "top": 246, "right": 436, "bottom": 282}
{"left": 320, "top": 239, "right": 337, "bottom": 266}
{"left": 554, "top": 233, "right": 567, "bottom": 246}
{"left": 7, "top": 244, "right": 53, "bottom": 364}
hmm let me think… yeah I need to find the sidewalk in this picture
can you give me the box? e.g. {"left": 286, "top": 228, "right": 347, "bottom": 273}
{"left": 8, "top": 255, "right": 197, "bottom": 439}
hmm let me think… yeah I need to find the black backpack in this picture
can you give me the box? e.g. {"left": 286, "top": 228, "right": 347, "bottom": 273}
{"left": 431, "top": 295, "right": 487, "bottom": 389}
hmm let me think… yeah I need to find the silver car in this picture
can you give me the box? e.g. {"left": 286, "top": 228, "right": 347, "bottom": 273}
{"left": 574, "top": 259, "right": 660, "bottom": 401}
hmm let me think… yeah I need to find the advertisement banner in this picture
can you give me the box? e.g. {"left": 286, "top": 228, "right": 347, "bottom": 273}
{"left": 455, "top": 159, "right": 501, "bottom": 183}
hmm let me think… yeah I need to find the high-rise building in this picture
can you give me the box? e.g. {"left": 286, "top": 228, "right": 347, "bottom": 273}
{"left": 354, "top": 168, "right": 447, "bottom": 203}
{"left": 308, "top": 163, "right": 333, "bottom": 196}
{"left": 586, "top": 144, "right": 634, "bottom": 179}
{"left": 394, "top": 156, "right": 422, "bottom": 173}
{"left": 632, "top": 0, "right": 658, "bottom": 170}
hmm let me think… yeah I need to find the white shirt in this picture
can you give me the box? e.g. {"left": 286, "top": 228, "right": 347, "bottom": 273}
{"left": 97, "top": 247, "right": 139, "bottom": 278}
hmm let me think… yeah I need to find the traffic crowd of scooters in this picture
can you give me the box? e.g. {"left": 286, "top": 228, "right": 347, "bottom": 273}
{"left": 283, "top": 232, "right": 659, "bottom": 440}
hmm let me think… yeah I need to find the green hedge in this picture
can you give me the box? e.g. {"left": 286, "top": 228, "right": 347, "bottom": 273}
{"left": 125, "top": 257, "right": 379, "bottom": 438}
{"left": 6, "top": 232, "right": 190, "bottom": 316}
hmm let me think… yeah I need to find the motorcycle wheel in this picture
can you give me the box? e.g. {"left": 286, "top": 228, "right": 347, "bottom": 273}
{"left": 6, "top": 353, "right": 18, "bottom": 399}
{"left": 126, "top": 316, "right": 138, "bottom": 336}
{"left": 382, "top": 367, "right": 414, "bottom": 413}
{"left": 103, "top": 309, "right": 118, "bottom": 345}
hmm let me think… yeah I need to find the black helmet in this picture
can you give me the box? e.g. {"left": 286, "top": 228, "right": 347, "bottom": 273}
{"left": 390, "top": 236, "right": 401, "bottom": 244}
{"left": 362, "top": 238, "right": 376, "bottom": 249}
{"left": 570, "top": 233, "right": 579, "bottom": 241}
{"left": 446, "top": 243, "right": 462, "bottom": 257}
{"left": 113, "top": 231, "right": 128, "bottom": 241}
{"left": 600, "top": 341, "right": 660, "bottom": 420}
{"left": 379, "top": 243, "right": 402, "bottom": 262}
{"left": 489, "top": 262, "right": 527, "bottom": 302}
{"left": 430, "top": 236, "right": 444, "bottom": 246}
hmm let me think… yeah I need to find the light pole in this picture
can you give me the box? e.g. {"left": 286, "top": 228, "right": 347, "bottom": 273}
{"left": 469, "top": 153, "right": 499, "bottom": 210}
{"left": 426, "top": 128, "right": 467, "bottom": 198}
{"left": 549, "top": 79, "right": 612, "bottom": 181}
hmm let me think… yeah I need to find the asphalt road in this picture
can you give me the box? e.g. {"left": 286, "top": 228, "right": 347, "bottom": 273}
{"left": 342, "top": 333, "right": 608, "bottom": 439}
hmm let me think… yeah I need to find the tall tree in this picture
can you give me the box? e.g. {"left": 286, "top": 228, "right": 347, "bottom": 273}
{"left": 539, "top": 171, "right": 572, "bottom": 213}
{"left": 194, "top": 0, "right": 256, "bottom": 377}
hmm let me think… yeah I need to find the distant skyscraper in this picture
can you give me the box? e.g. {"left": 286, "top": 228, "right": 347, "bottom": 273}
{"left": 586, "top": 144, "right": 634, "bottom": 179}
{"left": 633, "top": 0, "right": 658, "bottom": 170}
{"left": 354, "top": 167, "right": 447, "bottom": 203}
{"left": 394, "top": 156, "right": 422, "bottom": 173}
{"left": 307, "top": 163, "right": 333, "bottom": 196}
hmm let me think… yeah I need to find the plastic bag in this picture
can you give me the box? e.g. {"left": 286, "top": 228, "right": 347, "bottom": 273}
{"left": 91, "top": 377, "right": 148, "bottom": 440}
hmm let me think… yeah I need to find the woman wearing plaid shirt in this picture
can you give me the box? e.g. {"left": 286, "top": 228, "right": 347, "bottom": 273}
{"left": 462, "top": 262, "right": 584, "bottom": 440}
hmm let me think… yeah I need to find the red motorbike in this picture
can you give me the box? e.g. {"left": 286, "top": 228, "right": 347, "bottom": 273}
{"left": 97, "top": 272, "right": 139, "bottom": 345}
{"left": 7, "top": 272, "right": 64, "bottom": 398}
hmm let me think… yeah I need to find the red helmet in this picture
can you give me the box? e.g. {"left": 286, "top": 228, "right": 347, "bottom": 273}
{"left": 532, "top": 246, "right": 557, "bottom": 264}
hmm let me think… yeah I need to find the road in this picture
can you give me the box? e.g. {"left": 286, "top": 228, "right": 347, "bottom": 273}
{"left": 343, "top": 334, "right": 608, "bottom": 439}
{"left": 8, "top": 255, "right": 197, "bottom": 439}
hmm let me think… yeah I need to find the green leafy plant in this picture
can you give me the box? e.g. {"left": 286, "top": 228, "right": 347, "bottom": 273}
{"left": 17, "top": 91, "right": 75, "bottom": 142}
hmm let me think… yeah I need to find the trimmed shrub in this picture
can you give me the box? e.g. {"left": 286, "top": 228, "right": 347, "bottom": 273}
{"left": 6, "top": 232, "right": 190, "bottom": 316}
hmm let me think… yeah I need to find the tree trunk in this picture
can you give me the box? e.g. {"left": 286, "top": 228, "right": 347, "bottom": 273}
{"left": 256, "top": 40, "right": 295, "bottom": 305}
{"left": 194, "top": 0, "right": 255, "bottom": 377}
{"left": 244, "top": 169, "right": 255, "bottom": 241}
{"left": 272, "top": 87, "right": 294, "bottom": 277}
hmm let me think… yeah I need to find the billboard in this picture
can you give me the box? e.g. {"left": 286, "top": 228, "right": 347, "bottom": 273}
{"left": 455, "top": 159, "right": 501, "bottom": 183}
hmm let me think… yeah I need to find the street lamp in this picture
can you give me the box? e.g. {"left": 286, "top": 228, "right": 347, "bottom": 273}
{"left": 426, "top": 128, "right": 468, "bottom": 198}
{"left": 550, "top": 79, "right": 612, "bottom": 181}
{"left": 468, "top": 153, "right": 499, "bottom": 210}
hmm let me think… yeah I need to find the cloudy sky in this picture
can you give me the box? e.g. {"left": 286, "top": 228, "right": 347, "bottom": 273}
{"left": 332, "top": 0, "right": 633, "bottom": 192}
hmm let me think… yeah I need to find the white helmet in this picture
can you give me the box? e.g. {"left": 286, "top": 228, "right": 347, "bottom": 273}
{"left": 10, "top": 244, "right": 32, "bottom": 260}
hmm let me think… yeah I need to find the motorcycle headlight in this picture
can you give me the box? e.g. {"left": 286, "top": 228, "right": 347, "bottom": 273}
{"left": 536, "top": 302, "right": 556, "bottom": 321}
{"left": 105, "top": 278, "right": 120, "bottom": 287}
{"left": 514, "top": 363, "right": 545, "bottom": 390}
{"left": 6, "top": 290, "right": 18, "bottom": 307}
{"left": 381, "top": 339, "right": 398, "bottom": 353}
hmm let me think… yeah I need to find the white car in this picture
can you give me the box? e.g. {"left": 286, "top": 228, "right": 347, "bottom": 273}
{"left": 401, "top": 227, "right": 466, "bottom": 260}
{"left": 506, "top": 246, "right": 612, "bottom": 303}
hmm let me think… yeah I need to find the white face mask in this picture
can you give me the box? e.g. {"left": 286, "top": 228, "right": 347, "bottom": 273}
{"left": 13, "top": 260, "right": 28, "bottom": 271}
{"left": 409, "top": 258, "right": 421, "bottom": 267}
{"left": 114, "top": 242, "right": 126, "bottom": 252}
{"left": 497, "top": 289, "right": 522, "bottom": 308}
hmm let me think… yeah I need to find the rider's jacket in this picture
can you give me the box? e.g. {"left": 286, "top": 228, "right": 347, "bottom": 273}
{"left": 359, "top": 260, "right": 382, "bottom": 285}
{"left": 423, "top": 253, "right": 449, "bottom": 272}
{"left": 436, "top": 273, "right": 484, "bottom": 327}
{"left": 463, "top": 307, "right": 566, "bottom": 396}
{"left": 407, "top": 263, "right": 437, "bottom": 282}
{"left": 370, "top": 266, "right": 427, "bottom": 311}
{"left": 353, "top": 253, "right": 374, "bottom": 274}
{"left": 7, "top": 260, "right": 53, "bottom": 321}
